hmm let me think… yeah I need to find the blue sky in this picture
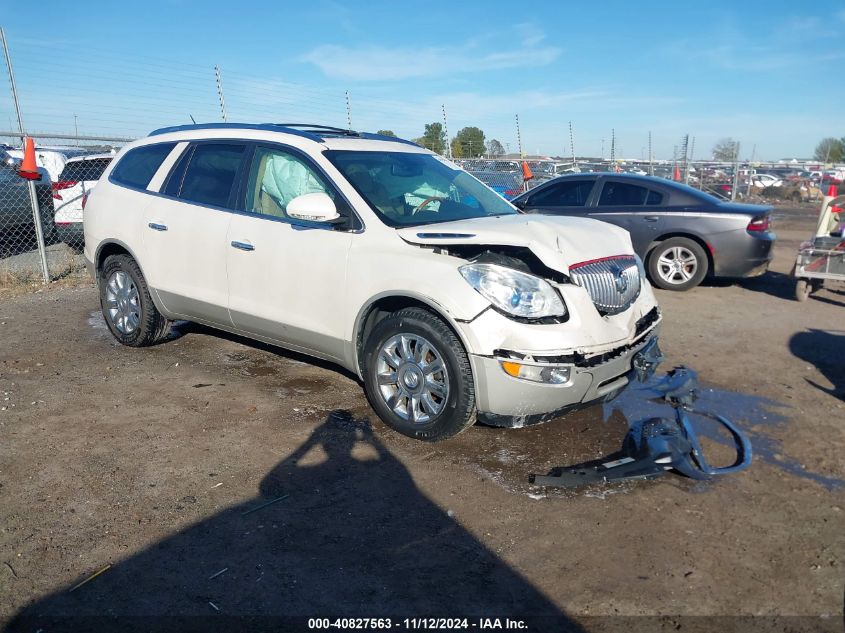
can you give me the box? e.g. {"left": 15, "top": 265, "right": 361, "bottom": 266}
{"left": 1, "top": 0, "right": 843, "bottom": 159}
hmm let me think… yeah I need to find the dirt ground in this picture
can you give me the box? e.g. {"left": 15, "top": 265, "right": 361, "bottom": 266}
{"left": 0, "top": 206, "right": 843, "bottom": 631}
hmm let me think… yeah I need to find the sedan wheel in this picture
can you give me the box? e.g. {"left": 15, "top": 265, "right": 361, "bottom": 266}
{"left": 648, "top": 237, "right": 708, "bottom": 291}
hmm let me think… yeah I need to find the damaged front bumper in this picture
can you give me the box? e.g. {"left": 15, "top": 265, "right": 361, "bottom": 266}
{"left": 464, "top": 309, "right": 662, "bottom": 427}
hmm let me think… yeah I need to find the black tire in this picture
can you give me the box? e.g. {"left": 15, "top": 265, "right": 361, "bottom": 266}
{"left": 647, "top": 237, "right": 709, "bottom": 291}
{"left": 362, "top": 307, "right": 476, "bottom": 441}
{"left": 795, "top": 279, "right": 811, "bottom": 302}
{"left": 98, "top": 254, "right": 169, "bottom": 347}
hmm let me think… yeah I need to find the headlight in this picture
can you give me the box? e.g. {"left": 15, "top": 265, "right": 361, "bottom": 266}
{"left": 459, "top": 263, "right": 566, "bottom": 319}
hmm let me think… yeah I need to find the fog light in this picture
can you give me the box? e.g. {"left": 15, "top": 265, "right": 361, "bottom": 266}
{"left": 500, "top": 361, "right": 572, "bottom": 384}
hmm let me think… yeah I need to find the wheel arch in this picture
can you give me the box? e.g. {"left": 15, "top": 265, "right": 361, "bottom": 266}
{"left": 645, "top": 232, "right": 714, "bottom": 277}
{"left": 94, "top": 240, "right": 169, "bottom": 316}
{"left": 352, "top": 292, "right": 475, "bottom": 379}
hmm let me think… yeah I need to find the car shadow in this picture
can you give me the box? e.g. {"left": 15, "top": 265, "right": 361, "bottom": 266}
{"left": 789, "top": 329, "right": 845, "bottom": 400}
{"left": 730, "top": 271, "right": 796, "bottom": 301}
{"left": 162, "top": 320, "right": 361, "bottom": 383}
{"left": 7, "top": 411, "right": 580, "bottom": 632}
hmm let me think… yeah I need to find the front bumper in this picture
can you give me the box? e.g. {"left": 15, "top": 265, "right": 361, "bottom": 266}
{"left": 471, "top": 329, "right": 659, "bottom": 427}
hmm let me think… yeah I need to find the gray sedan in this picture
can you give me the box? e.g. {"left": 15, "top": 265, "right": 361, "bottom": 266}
{"left": 511, "top": 173, "right": 775, "bottom": 291}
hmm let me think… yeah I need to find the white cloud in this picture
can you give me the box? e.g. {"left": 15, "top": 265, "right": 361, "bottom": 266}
{"left": 300, "top": 26, "right": 561, "bottom": 81}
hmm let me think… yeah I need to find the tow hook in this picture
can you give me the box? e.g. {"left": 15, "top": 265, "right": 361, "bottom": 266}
{"left": 530, "top": 367, "right": 753, "bottom": 488}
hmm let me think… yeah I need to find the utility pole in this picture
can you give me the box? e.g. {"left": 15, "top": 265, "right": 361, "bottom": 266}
{"left": 515, "top": 114, "right": 523, "bottom": 158}
{"left": 610, "top": 129, "right": 616, "bottom": 168}
{"left": 601, "top": 137, "right": 605, "bottom": 161}
{"left": 345, "top": 91, "right": 352, "bottom": 130}
{"left": 442, "top": 104, "right": 451, "bottom": 159}
{"left": 686, "top": 136, "right": 696, "bottom": 184}
{"left": 569, "top": 121, "right": 576, "bottom": 168}
{"left": 648, "top": 131, "right": 653, "bottom": 176}
{"left": 214, "top": 65, "right": 228, "bottom": 122}
{"left": 731, "top": 141, "right": 741, "bottom": 201}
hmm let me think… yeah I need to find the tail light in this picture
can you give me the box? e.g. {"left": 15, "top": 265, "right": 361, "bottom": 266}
{"left": 503, "top": 188, "right": 521, "bottom": 197}
{"left": 51, "top": 180, "right": 77, "bottom": 200}
{"left": 747, "top": 215, "right": 770, "bottom": 232}
{"left": 82, "top": 193, "right": 89, "bottom": 210}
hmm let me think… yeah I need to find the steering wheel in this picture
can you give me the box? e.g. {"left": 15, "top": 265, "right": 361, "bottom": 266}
{"left": 412, "top": 196, "right": 445, "bottom": 215}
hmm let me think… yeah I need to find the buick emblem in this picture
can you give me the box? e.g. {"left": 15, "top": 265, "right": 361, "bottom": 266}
{"left": 611, "top": 264, "right": 628, "bottom": 294}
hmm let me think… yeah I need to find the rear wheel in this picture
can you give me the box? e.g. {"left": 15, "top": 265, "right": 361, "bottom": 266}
{"left": 362, "top": 308, "right": 476, "bottom": 441}
{"left": 648, "top": 237, "right": 708, "bottom": 291}
{"left": 99, "top": 254, "right": 169, "bottom": 346}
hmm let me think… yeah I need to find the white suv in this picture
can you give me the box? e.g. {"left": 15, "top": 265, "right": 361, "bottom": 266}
{"left": 84, "top": 123, "right": 661, "bottom": 441}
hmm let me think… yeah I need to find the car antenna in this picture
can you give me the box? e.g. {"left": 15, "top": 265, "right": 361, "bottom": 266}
{"left": 189, "top": 114, "right": 197, "bottom": 124}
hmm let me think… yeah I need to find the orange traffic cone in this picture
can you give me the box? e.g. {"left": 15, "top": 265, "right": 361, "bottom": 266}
{"left": 522, "top": 161, "right": 533, "bottom": 181}
{"left": 673, "top": 165, "right": 681, "bottom": 181}
{"left": 18, "top": 137, "right": 40, "bottom": 180}
{"left": 829, "top": 184, "right": 841, "bottom": 215}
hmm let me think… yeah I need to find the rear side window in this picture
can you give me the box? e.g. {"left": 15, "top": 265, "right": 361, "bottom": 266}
{"left": 110, "top": 143, "right": 176, "bottom": 189}
{"left": 178, "top": 143, "right": 246, "bottom": 208}
{"left": 598, "top": 181, "right": 648, "bottom": 206}
{"left": 646, "top": 190, "right": 664, "bottom": 205}
{"left": 59, "top": 158, "right": 112, "bottom": 182}
{"left": 528, "top": 179, "right": 594, "bottom": 207}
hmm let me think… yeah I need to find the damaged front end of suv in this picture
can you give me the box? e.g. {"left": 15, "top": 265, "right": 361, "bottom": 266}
{"left": 393, "top": 215, "right": 663, "bottom": 428}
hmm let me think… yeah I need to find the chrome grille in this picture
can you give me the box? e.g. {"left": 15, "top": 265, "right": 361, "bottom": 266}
{"left": 569, "top": 256, "right": 641, "bottom": 316}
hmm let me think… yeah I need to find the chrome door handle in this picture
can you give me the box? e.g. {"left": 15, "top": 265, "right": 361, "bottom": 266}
{"left": 230, "top": 241, "right": 255, "bottom": 252}
{"left": 643, "top": 216, "right": 660, "bottom": 222}
{"left": 148, "top": 222, "right": 168, "bottom": 231}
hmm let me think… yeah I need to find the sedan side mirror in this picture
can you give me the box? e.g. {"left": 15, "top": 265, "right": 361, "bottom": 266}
{"left": 287, "top": 192, "right": 340, "bottom": 223}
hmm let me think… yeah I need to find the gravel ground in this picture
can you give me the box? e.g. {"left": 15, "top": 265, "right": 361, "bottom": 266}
{"left": 0, "top": 206, "right": 843, "bottom": 631}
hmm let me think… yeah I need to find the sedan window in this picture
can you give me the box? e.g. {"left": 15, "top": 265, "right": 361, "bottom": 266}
{"left": 598, "top": 181, "right": 648, "bottom": 206}
{"left": 528, "top": 180, "right": 594, "bottom": 207}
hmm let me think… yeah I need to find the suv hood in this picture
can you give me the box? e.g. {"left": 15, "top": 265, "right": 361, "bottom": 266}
{"left": 396, "top": 214, "right": 634, "bottom": 275}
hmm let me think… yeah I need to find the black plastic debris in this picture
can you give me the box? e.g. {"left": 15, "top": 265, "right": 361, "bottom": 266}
{"left": 530, "top": 367, "right": 752, "bottom": 488}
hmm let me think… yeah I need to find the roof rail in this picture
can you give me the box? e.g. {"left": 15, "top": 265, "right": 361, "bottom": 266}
{"left": 147, "top": 122, "right": 323, "bottom": 141}
{"left": 275, "top": 123, "right": 360, "bottom": 137}
{"left": 147, "top": 122, "right": 420, "bottom": 147}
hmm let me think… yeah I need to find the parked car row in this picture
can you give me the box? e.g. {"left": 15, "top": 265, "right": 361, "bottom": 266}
{"left": 0, "top": 145, "right": 114, "bottom": 250}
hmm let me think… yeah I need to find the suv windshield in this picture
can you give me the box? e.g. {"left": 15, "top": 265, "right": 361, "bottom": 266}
{"left": 325, "top": 150, "right": 518, "bottom": 227}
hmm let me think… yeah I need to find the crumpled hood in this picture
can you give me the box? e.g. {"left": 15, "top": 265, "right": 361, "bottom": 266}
{"left": 396, "top": 214, "right": 635, "bottom": 274}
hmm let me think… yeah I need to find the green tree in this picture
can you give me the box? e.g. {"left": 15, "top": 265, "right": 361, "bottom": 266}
{"left": 376, "top": 129, "right": 396, "bottom": 137}
{"left": 814, "top": 137, "right": 844, "bottom": 163}
{"left": 454, "top": 127, "right": 486, "bottom": 158}
{"left": 712, "top": 138, "right": 739, "bottom": 161}
{"left": 487, "top": 139, "right": 505, "bottom": 157}
{"left": 450, "top": 137, "right": 463, "bottom": 158}
{"left": 419, "top": 122, "right": 447, "bottom": 154}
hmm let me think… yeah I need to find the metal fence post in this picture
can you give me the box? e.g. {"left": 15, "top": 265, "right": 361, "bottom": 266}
{"left": 1, "top": 27, "right": 50, "bottom": 284}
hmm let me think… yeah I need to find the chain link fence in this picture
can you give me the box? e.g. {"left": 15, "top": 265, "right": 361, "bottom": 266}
{"left": 0, "top": 134, "right": 126, "bottom": 287}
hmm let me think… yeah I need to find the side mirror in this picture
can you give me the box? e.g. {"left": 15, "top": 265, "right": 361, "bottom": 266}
{"left": 287, "top": 192, "right": 340, "bottom": 223}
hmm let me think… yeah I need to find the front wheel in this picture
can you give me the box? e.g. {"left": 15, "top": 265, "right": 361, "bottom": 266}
{"left": 362, "top": 308, "right": 476, "bottom": 441}
{"left": 647, "top": 237, "right": 709, "bottom": 291}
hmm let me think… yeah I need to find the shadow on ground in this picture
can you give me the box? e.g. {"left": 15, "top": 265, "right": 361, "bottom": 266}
{"left": 7, "top": 411, "right": 580, "bottom": 633}
{"left": 790, "top": 329, "right": 845, "bottom": 401}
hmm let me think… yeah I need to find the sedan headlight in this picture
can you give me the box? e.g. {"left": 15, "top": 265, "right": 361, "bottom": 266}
{"left": 459, "top": 263, "right": 566, "bottom": 319}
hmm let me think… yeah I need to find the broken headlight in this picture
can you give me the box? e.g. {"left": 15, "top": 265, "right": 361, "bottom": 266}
{"left": 459, "top": 263, "right": 567, "bottom": 319}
